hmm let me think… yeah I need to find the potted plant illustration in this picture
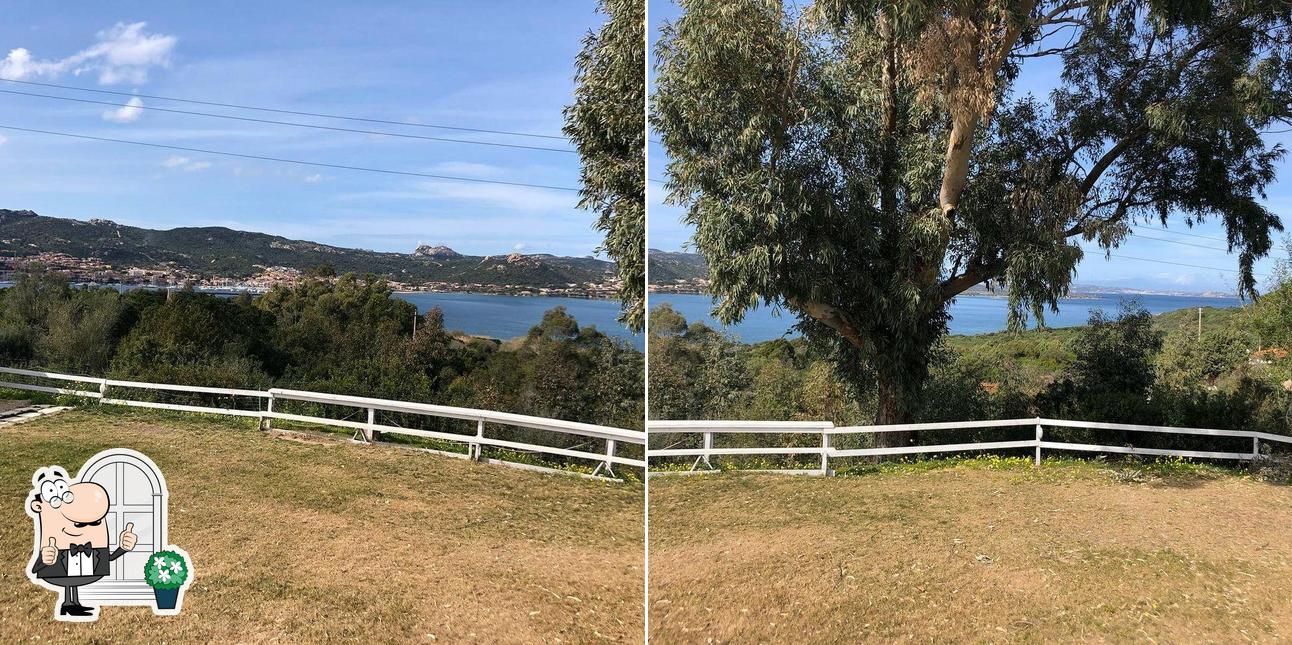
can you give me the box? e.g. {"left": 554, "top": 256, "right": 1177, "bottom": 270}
{"left": 144, "top": 548, "right": 192, "bottom": 613}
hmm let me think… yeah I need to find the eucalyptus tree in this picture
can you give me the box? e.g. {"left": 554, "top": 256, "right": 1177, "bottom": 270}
{"left": 653, "top": 0, "right": 1292, "bottom": 441}
{"left": 565, "top": 0, "right": 646, "bottom": 331}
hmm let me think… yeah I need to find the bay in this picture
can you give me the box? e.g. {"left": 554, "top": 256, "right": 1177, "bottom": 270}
{"left": 394, "top": 292, "right": 640, "bottom": 348}
{"left": 650, "top": 292, "right": 1245, "bottom": 342}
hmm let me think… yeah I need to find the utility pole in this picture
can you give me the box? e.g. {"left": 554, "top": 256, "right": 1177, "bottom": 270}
{"left": 413, "top": 312, "right": 418, "bottom": 336}
{"left": 1197, "top": 307, "right": 1202, "bottom": 341}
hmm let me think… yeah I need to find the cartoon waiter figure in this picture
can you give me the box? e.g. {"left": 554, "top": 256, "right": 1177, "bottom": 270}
{"left": 26, "top": 466, "right": 136, "bottom": 619}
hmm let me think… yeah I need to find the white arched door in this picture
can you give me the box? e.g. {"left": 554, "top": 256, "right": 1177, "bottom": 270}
{"left": 77, "top": 451, "right": 167, "bottom": 604}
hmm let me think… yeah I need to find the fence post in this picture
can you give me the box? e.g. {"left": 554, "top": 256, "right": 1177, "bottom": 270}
{"left": 821, "top": 430, "right": 831, "bottom": 476}
{"left": 471, "top": 419, "right": 484, "bottom": 461}
{"left": 365, "top": 407, "right": 377, "bottom": 443}
{"left": 1253, "top": 436, "right": 1261, "bottom": 466}
{"left": 98, "top": 379, "right": 107, "bottom": 404}
{"left": 1034, "top": 421, "right": 1043, "bottom": 467}
{"left": 262, "top": 392, "right": 274, "bottom": 431}
{"left": 599, "top": 439, "right": 617, "bottom": 478}
{"left": 702, "top": 430, "right": 713, "bottom": 468}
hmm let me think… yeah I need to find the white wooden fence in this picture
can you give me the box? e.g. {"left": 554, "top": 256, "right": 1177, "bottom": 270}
{"left": 648, "top": 417, "right": 1292, "bottom": 476}
{"left": 0, "top": 366, "right": 646, "bottom": 480}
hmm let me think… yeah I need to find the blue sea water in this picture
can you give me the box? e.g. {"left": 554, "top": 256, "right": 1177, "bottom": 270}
{"left": 393, "top": 292, "right": 641, "bottom": 348}
{"left": 650, "top": 292, "right": 1245, "bottom": 343}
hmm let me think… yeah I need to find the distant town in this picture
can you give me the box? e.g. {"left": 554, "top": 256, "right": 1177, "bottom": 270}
{"left": 648, "top": 276, "right": 1238, "bottom": 300}
{"left": 0, "top": 251, "right": 624, "bottom": 299}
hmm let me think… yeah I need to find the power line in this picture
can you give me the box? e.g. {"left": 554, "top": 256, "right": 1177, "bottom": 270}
{"left": 1108, "top": 253, "right": 1265, "bottom": 278}
{"left": 0, "top": 124, "right": 580, "bottom": 192}
{"left": 1130, "top": 233, "right": 1228, "bottom": 252}
{"left": 0, "top": 76, "right": 568, "bottom": 141}
{"left": 0, "top": 88, "right": 574, "bottom": 154}
{"left": 1130, "top": 225, "right": 1228, "bottom": 243}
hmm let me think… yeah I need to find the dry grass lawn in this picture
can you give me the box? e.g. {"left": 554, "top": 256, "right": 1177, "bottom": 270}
{"left": 0, "top": 407, "right": 643, "bottom": 643}
{"left": 649, "top": 460, "right": 1292, "bottom": 643}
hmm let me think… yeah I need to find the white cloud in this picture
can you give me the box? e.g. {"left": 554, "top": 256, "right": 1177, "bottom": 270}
{"left": 0, "top": 22, "right": 176, "bottom": 86}
{"left": 0, "top": 134, "right": 7, "bottom": 147}
{"left": 411, "top": 180, "right": 576, "bottom": 212}
{"left": 304, "top": 174, "right": 324, "bottom": 183}
{"left": 102, "top": 96, "right": 144, "bottom": 123}
{"left": 161, "top": 155, "right": 209, "bottom": 172}
{"left": 512, "top": 242, "right": 528, "bottom": 251}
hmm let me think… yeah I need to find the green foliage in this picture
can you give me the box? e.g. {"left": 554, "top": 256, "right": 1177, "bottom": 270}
{"left": 647, "top": 305, "right": 864, "bottom": 424}
{"left": 564, "top": 0, "right": 646, "bottom": 331}
{"left": 1067, "top": 304, "right": 1163, "bottom": 394}
{"left": 1036, "top": 303, "right": 1163, "bottom": 423}
{"left": 647, "top": 317, "right": 750, "bottom": 421}
{"left": 143, "top": 549, "right": 190, "bottom": 590}
{"left": 648, "top": 294, "right": 1292, "bottom": 461}
{"left": 111, "top": 290, "right": 278, "bottom": 388}
{"left": 0, "top": 271, "right": 127, "bottom": 373}
{"left": 1242, "top": 239, "right": 1292, "bottom": 349}
{"left": 0, "top": 273, "right": 643, "bottom": 437}
{"left": 1158, "top": 326, "right": 1250, "bottom": 387}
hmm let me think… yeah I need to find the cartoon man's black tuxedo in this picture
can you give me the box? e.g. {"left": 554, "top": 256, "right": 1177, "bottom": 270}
{"left": 32, "top": 544, "right": 125, "bottom": 580}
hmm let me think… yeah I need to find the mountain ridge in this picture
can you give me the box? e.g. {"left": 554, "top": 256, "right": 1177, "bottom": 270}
{"left": 647, "top": 248, "right": 1239, "bottom": 298}
{"left": 0, "top": 209, "right": 615, "bottom": 288}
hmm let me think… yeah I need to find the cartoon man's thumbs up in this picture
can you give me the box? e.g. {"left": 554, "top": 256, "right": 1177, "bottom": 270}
{"left": 41, "top": 537, "right": 58, "bottom": 565}
{"left": 120, "top": 523, "right": 137, "bottom": 551}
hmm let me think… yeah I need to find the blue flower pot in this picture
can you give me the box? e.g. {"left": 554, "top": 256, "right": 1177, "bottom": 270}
{"left": 153, "top": 587, "right": 180, "bottom": 610}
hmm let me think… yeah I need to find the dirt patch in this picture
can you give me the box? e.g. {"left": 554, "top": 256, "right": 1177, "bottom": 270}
{"left": 268, "top": 427, "right": 358, "bottom": 446}
{"left": 649, "top": 462, "right": 1292, "bottom": 642}
{"left": 0, "top": 407, "right": 644, "bottom": 642}
{"left": 0, "top": 398, "right": 32, "bottom": 413}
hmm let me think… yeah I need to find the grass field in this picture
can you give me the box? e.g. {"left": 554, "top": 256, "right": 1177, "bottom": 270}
{"left": 0, "top": 407, "right": 644, "bottom": 642}
{"left": 649, "top": 459, "right": 1292, "bottom": 642}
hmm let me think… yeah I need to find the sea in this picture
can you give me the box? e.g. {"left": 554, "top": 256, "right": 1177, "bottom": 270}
{"left": 650, "top": 292, "right": 1245, "bottom": 342}
{"left": 393, "top": 292, "right": 640, "bottom": 348}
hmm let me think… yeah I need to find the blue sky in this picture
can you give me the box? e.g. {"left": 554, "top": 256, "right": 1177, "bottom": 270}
{"left": 0, "top": 2, "right": 606, "bottom": 257}
{"left": 647, "top": 0, "right": 1292, "bottom": 295}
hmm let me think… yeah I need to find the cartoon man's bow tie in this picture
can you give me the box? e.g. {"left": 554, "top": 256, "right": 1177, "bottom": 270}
{"left": 68, "top": 542, "right": 94, "bottom": 556}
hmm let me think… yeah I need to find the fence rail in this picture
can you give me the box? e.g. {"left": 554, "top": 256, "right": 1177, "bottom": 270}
{"left": 647, "top": 417, "right": 1292, "bottom": 476}
{"left": 0, "top": 366, "right": 645, "bottom": 479}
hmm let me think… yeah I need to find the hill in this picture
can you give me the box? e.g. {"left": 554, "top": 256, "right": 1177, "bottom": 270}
{"left": 648, "top": 249, "right": 708, "bottom": 283}
{"left": 0, "top": 209, "right": 614, "bottom": 287}
{"left": 647, "top": 250, "right": 1243, "bottom": 299}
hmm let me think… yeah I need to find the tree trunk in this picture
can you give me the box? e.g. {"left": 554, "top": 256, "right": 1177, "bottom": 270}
{"left": 874, "top": 372, "right": 917, "bottom": 449}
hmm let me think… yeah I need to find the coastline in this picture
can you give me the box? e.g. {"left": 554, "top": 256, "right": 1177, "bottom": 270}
{"left": 647, "top": 285, "right": 1241, "bottom": 300}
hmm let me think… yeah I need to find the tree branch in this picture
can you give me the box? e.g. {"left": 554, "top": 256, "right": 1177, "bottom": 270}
{"left": 1076, "top": 127, "right": 1146, "bottom": 196}
{"left": 939, "top": 0, "right": 1038, "bottom": 216}
{"left": 1030, "top": 1, "right": 1092, "bottom": 29}
{"left": 789, "top": 297, "right": 868, "bottom": 349}
{"left": 939, "top": 257, "right": 1006, "bottom": 301}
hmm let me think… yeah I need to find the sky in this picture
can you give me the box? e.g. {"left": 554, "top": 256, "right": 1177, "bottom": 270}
{"left": 647, "top": 0, "right": 1292, "bottom": 295}
{"left": 0, "top": 2, "right": 606, "bottom": 258}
